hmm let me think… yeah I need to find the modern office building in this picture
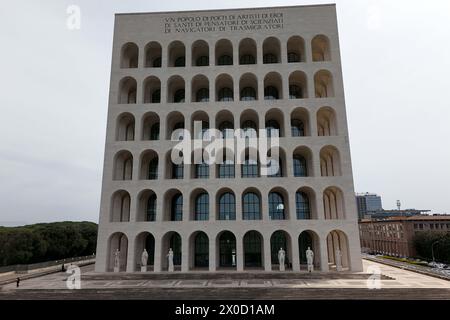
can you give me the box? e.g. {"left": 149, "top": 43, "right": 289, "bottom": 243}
{"left": 95, "top": 4, "right": 363, "bottom": 273}
{"left": 359, "top": 216, "right": 450, "bottom": 258}
{"left": 356, "top": 193, "right": 383, "bottom": 220}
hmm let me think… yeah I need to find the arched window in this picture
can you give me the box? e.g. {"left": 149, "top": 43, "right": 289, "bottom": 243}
{"left": 293, "top": 156, "right": 308, "bottom": 177}
{"left": 266, "top": 120, "right": 280, "bottom": 138}
{"left": 240, "top": 87, "right": 257, "bottom": 101}
{"left": 171, "top": 194, "right": 183, "bottom": 221}
{"left": 195, "top": 193, "right": 209, "bottom": 221}
{"left": 148, "top": 158, "right": 158, "bottom": 180}
{"left": 244, "top": 231, "right": 262, "bottom": 268}
{"left": 264, "top": 86, "right": 279, "bottom": 100}
{"left": 268, "top": 157, "right": 282, "bottom": 178}
{"left": 218, "top": 88, "right": 234, "bottom": 102}
{"left": 289, "top": 85, "right": 303, "bottom": 99}
{"left": 170, "top": 233, "right": 182, "bottom": 265}
{"left": 173, "top": 89, "right": 185, "bottom": 103}
{"left": 152, "top": 57, "right": 162, "bottom": 68}
{"left": 219, "top": 121, "right": 234, "bottom": 139}
{"left": 196, "top": 88, "right": 209, "bottom": 102}
{"left": 196, "top": 56, "right": 209, "bottom": 66}
{"left": 218, "top": 55, "right": 233, "bottom": 65}
{"left": 296, "top": 192, "right": 311, "bottom": 219}
{"left": 263, "top": 53, "right": 278, "bottom": 64}
{"left": 268, "top": 192, "right": 285, "bottom": 220}
{"left": 151, "top": 89, "right": 161, "bottom": 103}
{"left": 195, "top": 161, "right": 209, "bottom": 179}
{"left": 291, "top": 119, "right": 305, "bottom": 137}
{"left": 219, "top": 232, "right": 236, "bottom": 267}
{"left": 174, "top": 56, "right": 185, "bottom": 67}
{"left": 194, "top": 233, "right": 209, "bottom": 267}
{"left": 241, "top": 120, "right": 257, "bottom": 138}
{"left": 243, "top": 192, "right": 261, "bottom": 220}
{"left": 288, "top": 52, "right": 300, "bottom": 63}
{"left": 150, "top": 123, "right": 160, "bottom": 140}
{"left": 219, "top": 192, "right": 236, "bottom": 220}
{"left": 240, "top": 54, "right": 255, "bottom": 65}
{"left": 218, "top": 150, "right": 235, "bottom": 179}
{"left": 146, "top": 194, "right": 157, "bottom": 221}
{"left": 270, "top": 231, "right": 288, "bottom": 264}
{"left": 242, "top": 155, "right": 259, "bottom": 178}
{"left": 172, "top": 161, "right": 184, "bottom": 179}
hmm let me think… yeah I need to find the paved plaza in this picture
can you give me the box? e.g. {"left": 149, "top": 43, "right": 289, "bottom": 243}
{"left": 0, "top": 260, "right": 449, "bottom": 299}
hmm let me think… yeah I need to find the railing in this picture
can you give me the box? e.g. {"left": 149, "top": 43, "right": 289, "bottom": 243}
{"left": 0, "top": 254, "right": 96, "bottom": 274}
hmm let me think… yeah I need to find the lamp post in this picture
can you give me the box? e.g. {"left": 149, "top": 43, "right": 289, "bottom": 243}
{"left": 431, "top": 241, "right": 440, "bottom": 263}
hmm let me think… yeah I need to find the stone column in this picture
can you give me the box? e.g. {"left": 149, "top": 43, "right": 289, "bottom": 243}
{"left": 209, "top": 236, "right": 216, "bottom": 271}
{"left": 320, "top": 236, "right": 329, "bottom": 272}
{"left": 153, "top": 236, "right": 162, "bottom": 272}
{"left": 181, "top": 234, "right": 189, "bottom": 272}
{"left": 236, "top": 234, "right": 244, "bottom": 272}
{"left": 126, "top": 236, "right": 136, "bottom": 272}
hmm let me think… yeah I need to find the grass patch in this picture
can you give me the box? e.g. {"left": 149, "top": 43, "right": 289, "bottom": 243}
{"left": 381, "top": 256, "right": 429, "bottom": 267}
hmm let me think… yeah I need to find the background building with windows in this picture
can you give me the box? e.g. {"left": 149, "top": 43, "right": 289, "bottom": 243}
{"left": 95, "top": 4, "right": 364, "bottom": 273}
{"left": 356, "top": 192, "right": 383, "bottom": 220}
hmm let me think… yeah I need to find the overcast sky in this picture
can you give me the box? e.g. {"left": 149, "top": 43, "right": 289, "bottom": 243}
{"left": 0, "top": 0, "right": 449, "bottom": 226}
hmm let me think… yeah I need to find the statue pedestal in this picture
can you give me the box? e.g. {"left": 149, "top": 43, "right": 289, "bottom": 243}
{"left": 336, "top": 265, "right": 342, "bottom": 272}
{"left": 307, "top": 265, "right": 314, "bottom": 273}
{"left": 141, "top": 266, "right": 147, "bottom": 272}
{"left": 113, "top": 267, "right": 119, "bottom": 273}
{"left": 279, "top": 265, "right": 285, "bottom": 272}
{"left": 168, "top": 266, "right": 174, "bottom": 272}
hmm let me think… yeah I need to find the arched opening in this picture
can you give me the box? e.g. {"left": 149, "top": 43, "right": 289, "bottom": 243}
{"left": 268, "top": 188, "right": 288, "bottom": 220}
{"left": 320, "top": 146, "right": 342, "bottom": 176}
{"left": 144, "top": 41, "right": 162, "bottom": 68}
{"left": 190, "top": 189, "right": 209, "bottom": 221}
{"left": 298, "top": 230, "right": 320, "bottom": 269}
{"left": 265, "top": 108, "right": 284, "bottom": 138}
{"left": 291, "top": 107, "right": 310, "bottom": 137}
{"left": 264, "top": 72, "right": 282, "bottom": 100}
{"left": 243, "top": 231, "right": 264, "bottom": 269}
{"left": 296, "top": 187, "right": 317, "bottom": 220}
{"left": 216, "top": 110, "right": 234, "bottom": 139}
{"left": 167, "top": 75, "right": 185, "bottom": 103}
{"left": 141, "top": 112, "right": 160, "bottom": 141}
{"left": 166, "top": 111, "right": 185, "bottom": 140}
{"left": 217, "top": 231, "right": 236, "bottom": 270}
{"left": 239, "top": 38, "right": 257, "bottom": 65}
{"left": 134, "top": 232, "right": 155, "bottom": 271}
{"left": 116, "top": 113, "right": 135, "bottom": 141}
{"left": 161, "top": 232, "right": 182, "bottom": 271}
{"left": 292, "top": 146, "right": 313, "bottom": 177}
{"left": 240, "top": 109, "right": 259, "bottom": 139}
{"left": 192, "top": 40, "right": 209, "bottom": 66}
{"left": 192, "top": 149, "right": 210, "bottom": 179}
{"left": 118, "top": 77, "right": 137, "bottom": 104}
{"left": 137, "top": 189, "right": 157, "bottom": 222}
{"left": 241, "top": 147, "right": 260, "bottom": 178}
{"left": 327, "top": 230, "right": 350, "bottom": 271}
{"left": 239, "top": 73, "right": 258, "bottom": 101}
{"left": 163, "top": 189, "right": 183, "bottom": 221}
{"left": 215, "top": 74, "right": 234, "bottom": 102}
{"left": 120, "top": 43, "right": 138, "bottom": 68}
{"left": 165, "top": 150, "right": 184, "bottom": 180}
{"left": 216, "top": 147, "right": 235, "bottom": 179}
{"left": 262, "top": 37, "right": 281, "bottom": 64}
{"left": 312, "top": 35, "right": 331, "bottom": 62}
{"left": 266, "top": 147, "right": 286, "bottom": 178}
{"left": 323, "top": 187, "right": 346, "bottom": 220}
{"left": 242, "top": 188, "right": 262, "bottom": 220}
{"left": 110, "top": 190, "right": 131, "bottom": 222}
{"left": 143, "top": 76, "right": 161, "bottom": 103}
{"left": 217, "top": 189, "right": 236, "bottom": 220}
{"left": 190, "top": 232, "right": 209, "bottom": 269}
{"left": 314, "top": 70, "right": 334, "bottom": 98}
{"left": 270, "top": 230, "right": 292, "bottom": 270}
{"left": 287, "top": 36, "right": 305, "bottom": 63}
{"left": 317, "top": 107, "right": 338, "bottom": 136}
{"left": 107, "top": 232, "right": 128, "bottom": 271}
{"left": 191, "top": 110, "right": 210, "bottom": 140}
{"left": 191, "top": 75, "right": 209, "bottom": 102}
{"left": 139, "top": 150, "right": 158, "bottom": 180}
{"left": 215, "top": 39, "right": 233, "bottom": 65}
{"left": 113, "top": 150, "right": 133, "bottom": 180}
{"left": 289, "top": 71, "right": 308, "bottom": 99}
{"left": 168, "top": 41, "right": 186, "bottom": 67}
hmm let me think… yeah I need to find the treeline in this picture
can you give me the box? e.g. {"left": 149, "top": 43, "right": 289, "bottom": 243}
{"left": 0, "top": 221, "right": 97, "bottom": 267}
{"left": 414, "top": 231, "right": 450, "bottom": 264}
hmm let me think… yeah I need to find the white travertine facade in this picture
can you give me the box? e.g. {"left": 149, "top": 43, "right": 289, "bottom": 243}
{"left": 95, "top": 4, "right": 363, "bottom": 273}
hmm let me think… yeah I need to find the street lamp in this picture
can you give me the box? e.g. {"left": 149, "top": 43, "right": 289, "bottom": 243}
{"left": 431, "top": 241, "right": 441, "bottom": 263}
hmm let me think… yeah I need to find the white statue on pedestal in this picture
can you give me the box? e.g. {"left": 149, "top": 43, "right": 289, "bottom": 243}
{"left": 306, "top": 247, "right": 314, "bottom": 273}
{"left": 278, "top": 248, "right": 286, "bottom": 271}
{"left": 335, "top": 249, "right": 342, "bottom": 272}
{"left": 167, "top": 248, "right": 174, "bottom": 272}
{"left": 141, "top": 249, "right": 148, "bottom": 272}
{"left": 114, "top": 249, "right": 120, "bottom": 272}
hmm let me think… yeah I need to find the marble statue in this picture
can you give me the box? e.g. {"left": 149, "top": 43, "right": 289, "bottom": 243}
{"left": 141, "top": 249, "right": 149, "bottom": 272}
{"left": 335, "top": 249, "right": 342, "bottom": 272}
{"left": 167, "top": 248, "right": 174, "bottom": 272}
{"left": 306, "top": 247, "right": 314, "bottom": 272}
{"left": 278, "top": 248, "right": 286, "bottom": 271}
{"left": 114, "top": 249, "right": 120, "bottom": 272}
